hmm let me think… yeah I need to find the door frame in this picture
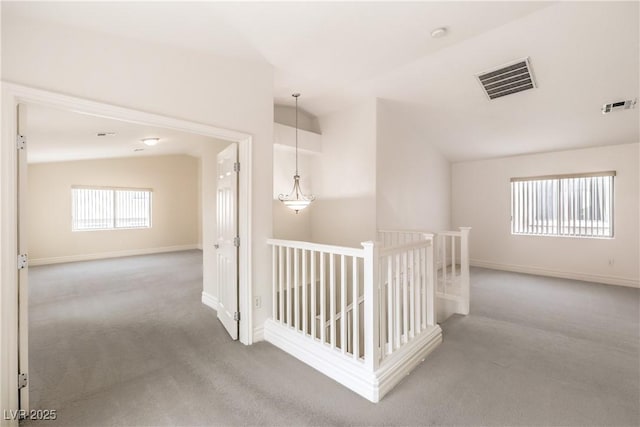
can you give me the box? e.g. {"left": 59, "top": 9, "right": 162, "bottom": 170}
{"left": 0, "top": 82, "right": 254, "bottom": 417}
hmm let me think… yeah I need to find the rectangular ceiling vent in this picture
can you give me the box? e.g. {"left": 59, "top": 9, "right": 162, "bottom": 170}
{"left": 602, "top": 99, "right": 636, "bottom": 114}
{"left": 476, "top": 57, "right": 537, "bottom": 100}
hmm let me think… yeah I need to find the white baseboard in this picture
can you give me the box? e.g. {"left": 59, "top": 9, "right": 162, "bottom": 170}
{"left": 30, "top": 244, "right": 200, "bottom": 266}
{"left": 253, "top": 324, "right": 265, "bottom": 342}
{"left": 201, "top": 292, "right": 219, "bottom": 311}
{"left": 374, "top": 325, "right": 442, "bottom": 400}
{"left": 471, "top": 259, "right": 639, "bottom": 288}
{"left": 264, "top": 319, "right": 442, "bottom": 402}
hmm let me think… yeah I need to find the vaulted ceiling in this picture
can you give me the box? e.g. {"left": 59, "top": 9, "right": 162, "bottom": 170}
{"left": 4, "top": 1, "right": 638, "bottom": 161}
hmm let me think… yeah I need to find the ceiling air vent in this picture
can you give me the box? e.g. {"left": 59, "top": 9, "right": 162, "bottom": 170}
{"left": 476, "top": 57, "right": 536, "bottom": 100}
{"left": 602, "top": 99, "right": 636, "bottom": 114}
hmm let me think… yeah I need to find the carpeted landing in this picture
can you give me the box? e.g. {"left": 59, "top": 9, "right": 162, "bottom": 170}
{"left": 23, "top": 250, "right": 639, "bottom": 426}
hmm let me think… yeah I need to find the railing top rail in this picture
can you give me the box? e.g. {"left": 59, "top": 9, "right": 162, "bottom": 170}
{"left": 378, "top": 238, "right": 433, "bottom": 256}
{"left": 267, "top": 238, "right": 365, "bottom": 257}
{"left": 438, "top": 231, "right": 462, "bottom": 237}
{"left": 378, "top": 228, "right": 433, "bottom": 235}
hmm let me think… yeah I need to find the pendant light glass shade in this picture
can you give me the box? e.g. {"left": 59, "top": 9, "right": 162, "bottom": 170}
{"left": 278, "top": 93, "right": 315, "bottom": 213}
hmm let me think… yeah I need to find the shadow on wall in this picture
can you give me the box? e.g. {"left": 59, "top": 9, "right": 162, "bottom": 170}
{"left": 310, "top": 196, "right": 376, "bottom": 247}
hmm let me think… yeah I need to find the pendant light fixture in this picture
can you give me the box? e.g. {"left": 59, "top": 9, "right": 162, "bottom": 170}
{"left": 278, "top": 93, "right": 315, "bottom": 213}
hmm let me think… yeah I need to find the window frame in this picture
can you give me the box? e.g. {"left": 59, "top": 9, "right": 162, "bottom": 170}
{"left": 71, "top": 186, "right": 153, "bottom": 232}
{"left": 510, "top": 171, "right": 615, "bottom": 239}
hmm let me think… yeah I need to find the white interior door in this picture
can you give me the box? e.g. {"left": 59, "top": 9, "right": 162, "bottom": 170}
{"left": 17, "top": 103, "right": 29, "bottom": 411}
{"left": 216, "top": 144, "right": 239, "bottom": 340}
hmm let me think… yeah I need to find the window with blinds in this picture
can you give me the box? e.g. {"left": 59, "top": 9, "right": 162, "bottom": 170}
{"left": 511, "top": 172, "right": 614, "bottom": 238}
{"left": 72, "top": 187, "right": 152, "bottom": 231}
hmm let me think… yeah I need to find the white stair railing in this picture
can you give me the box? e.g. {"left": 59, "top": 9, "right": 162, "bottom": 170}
{"left": 265, "top": 236, "right": 441, "bottom": 402}
{"left": 269, "top": 239, "right": 368, "bottom": 361}
{"left": 377, "top": 236, "right": 435, "bottom": 363}
{"left": 436, "top": 227, "right": 471, "bottom": 315}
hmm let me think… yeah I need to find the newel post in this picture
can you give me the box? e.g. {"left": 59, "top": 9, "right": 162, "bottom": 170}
{"left": 423, "top": 234, "right": 436, "bottom": 327}
{"left": 362, "top": 241, "right": 379, "bottom": 372}
{"left": 459, "top": 227, "right": 471, "bottom": 315}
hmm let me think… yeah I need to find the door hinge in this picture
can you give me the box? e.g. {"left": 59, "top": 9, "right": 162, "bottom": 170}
{"left": 233, "top": 312, "right": 241, "bottom": 321}
{"left": 233, "top": 162, "right": 240, "bottom": 173}
{"left": 233, "top": 236, "right": 240, "bottom": 247}
{"left": 16, "top": 135, "right": 26, "bottom": 150}
{"left": 18, "top": 372, "right": 27, "bottom": 389}
{"left": 17, "top": 254, "right": 28, "bottom": 270}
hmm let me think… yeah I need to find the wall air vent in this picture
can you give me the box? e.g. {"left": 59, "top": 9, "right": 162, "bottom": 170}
{"left": 602, "top": 99, "right": 636, "bottom": 114}
{"left": 476, "top": 57, "right": 537, "bottom": 100}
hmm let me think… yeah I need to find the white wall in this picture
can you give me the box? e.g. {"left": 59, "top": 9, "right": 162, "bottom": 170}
{"left": 1, "top": 16, "right": 274, "bottom": 331}
{"left": 452, "top": 143, "right": 640, "bottom": 287}
{"left": 28, "top": 155, "right": 199, "bottom": 263}
{"left": 376, "top": 99, "right": 451, "bottom": 232}
{"left": 311, "top": 101, "right": 377, "bottom": 246}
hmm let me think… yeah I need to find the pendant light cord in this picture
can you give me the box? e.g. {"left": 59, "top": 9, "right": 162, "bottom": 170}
{"left": 294, "top": 93, "right": 299, "bottom": 176}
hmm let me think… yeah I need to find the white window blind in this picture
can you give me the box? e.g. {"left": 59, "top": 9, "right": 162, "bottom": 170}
{"left": 72, "top": 187, "right": 152, "bottom": 231}
{"left": 511, "top": 172, "right": 614, "bottom": 238}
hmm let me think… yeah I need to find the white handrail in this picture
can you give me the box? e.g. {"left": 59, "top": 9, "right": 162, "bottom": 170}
{"left": 266, "top": 238, "right": 365, "bottom": 258}
{"left": 264, "top": 228, "right": 469, "bottom": 402}
{"left": 379, "top": 236, "right": 434, "bottom": 256}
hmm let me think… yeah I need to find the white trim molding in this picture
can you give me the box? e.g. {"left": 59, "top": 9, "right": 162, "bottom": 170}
{"left": 264, "top": 319, "right": 442, "bottom": 402}
{"left": 201, "top": 292, "right": 219, "bottom": 311}
{"left": 30, "top": 245, "right": 199, "bottom": 266}
{"left": 471, "top": 259, "right": 640, "bottom": 288}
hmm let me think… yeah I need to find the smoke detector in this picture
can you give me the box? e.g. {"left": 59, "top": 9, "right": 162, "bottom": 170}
{"left": 476, "top": 57, "right": 537, "bottom": 100}
{"left": 602, "top": 99, "right": 637, "bottom": 114}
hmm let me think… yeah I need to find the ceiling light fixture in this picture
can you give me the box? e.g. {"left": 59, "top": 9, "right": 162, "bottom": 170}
{"left": 141, "top": 137, "right": 159, "bottom": 146}
{"left": 431, "top": 27, "right": 448, "bottom": 38}
{"left": 278, "top": 93, "right": 315, "bottom": 214}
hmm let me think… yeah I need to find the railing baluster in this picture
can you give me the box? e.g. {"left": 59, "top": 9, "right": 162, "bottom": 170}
{"left": 330, "top": 254, "right": 336, "bottom": 349}
{"left": 394, "top": 254, "right": 401, "bottom": 350}
{"left": 452, "top": 235, "right": 456, "bottom": 281}
{"left": 442, "top": 235, "right": 447, "bottom": 295}
{"left": 294, "top": 248, "right": 299, "bottom": 330}
{"left": 362, "top": 242, "right": 379, "bottom": 371}
{"left": 460, "top": 228, "right": 471, "bottom": 315}
{"left": 279, "top": 246, "right": 284, "bottom": 324}
{"left": 320, "top": 252, "right": 326, "bottom": 344}
{"left": 353, "top": 256, "right": 359, "bottom": 360}
{"left": 402, "top": 251, "right": 408, "bottom": 343}
{"left": 409, "top": 249, "right": 415, "bottom": 339}
{"left": 286, "top": 247, "right": 291, "bottom": 326}
{"left": 311, "top": 250, "right": 316, "bottom": 340}
{"left": 387, "top": 255, "right": 393, "bottom": 354}
{"left": 340, "top": 255, "right": 347, "bottom": 354}
{"left": 272, "top": 245, "right": 277, "bottom": 322}
{"left": 302, "top": 249, "right": 307, "bottom": 335}
{"left": 426, "top": 239, "right": 435, "bottom": 326}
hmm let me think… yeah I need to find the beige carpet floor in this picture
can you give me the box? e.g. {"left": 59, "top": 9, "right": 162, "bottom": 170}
{"left": 23, "top": 250, "right": 639, "bottom": 426}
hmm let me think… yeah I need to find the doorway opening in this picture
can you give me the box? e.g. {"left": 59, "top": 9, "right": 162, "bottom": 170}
{"left": 1, "top": 83, "right": 253, "bottom": 415}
